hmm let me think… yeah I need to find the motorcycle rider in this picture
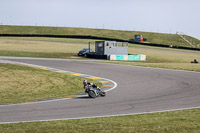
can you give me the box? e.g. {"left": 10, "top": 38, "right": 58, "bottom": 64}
{"left": 83, "top": 79, "right": 98, "bottom": 90}
{"left": 83, "top": 79, "right": 105, "bottom": 97}
{"left": 83, "top": 80, "right": 91, "bottom": 89}
{"left": 83, "top": 80, "right": 92, "bottom": 93}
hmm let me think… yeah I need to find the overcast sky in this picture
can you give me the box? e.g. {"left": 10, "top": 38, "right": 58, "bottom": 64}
{"left": 0, "top": 0, "right": 199, "bottom": 39}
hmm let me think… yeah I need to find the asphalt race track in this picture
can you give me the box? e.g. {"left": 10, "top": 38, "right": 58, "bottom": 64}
{"left": 0, "top": 57, "right": 200, "bottom": 124}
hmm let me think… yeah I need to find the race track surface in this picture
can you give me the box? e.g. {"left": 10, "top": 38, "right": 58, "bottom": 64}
{"left": 0, "top": 57, "right": 200, "bottom": 123}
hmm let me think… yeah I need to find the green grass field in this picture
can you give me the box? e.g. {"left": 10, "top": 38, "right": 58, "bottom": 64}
{"left": 0, "top": 108, "right": 200, "bottom": 133}
{"left": 0, "top": 63, "right": 101, "bottom": 104}
{"left": 1, "top": 25, "right": 200, "bottom": 47}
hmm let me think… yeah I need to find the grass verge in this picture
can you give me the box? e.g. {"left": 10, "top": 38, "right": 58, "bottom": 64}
{"left": 0, "top": 63, "right": 101, "bottom": 104}
{"left": 0, "top": 38, "right": 90, "bottom": 59}
{"left": 0, "top": 51, "right": 76, "bottom": 59}
{"left": 0, "top": 37, "right": 99, "bottom": 44}
{"left": 0, "top": 38, "right": 200, "bottom": 72}
{"left": 0, "top": 108, "right": 200, "bottom": 133}
{"left": 107, "top": 46, "right": 200, "bottom": 72}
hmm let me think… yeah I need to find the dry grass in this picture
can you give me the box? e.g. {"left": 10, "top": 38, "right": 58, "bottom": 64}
{"left": 0, "top": 39, "right": 88, "bottom": 53}
{"left": 0, "top": 38, "right": 96, "bottom": 58}
{"left": 0, "top": 37, "right": 99, "bottom": 44}
{"left": 124, "top": 46, "right": 200, "bottom": 72}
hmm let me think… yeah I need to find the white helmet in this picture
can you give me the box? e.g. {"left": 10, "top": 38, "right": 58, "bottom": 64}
{"left": 83, "top": 80, "right": 87, "bottom": 84}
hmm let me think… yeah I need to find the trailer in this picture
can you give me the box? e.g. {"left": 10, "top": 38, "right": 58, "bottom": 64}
{"left": 86, "top": 41, "right": 128, "bottom": 59}
{"left": 85, "top": 41, "right": 146, "bottom": 61}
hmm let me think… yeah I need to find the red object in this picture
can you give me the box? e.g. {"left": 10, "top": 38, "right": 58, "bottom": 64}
{"left": 140, "top": 37, "right": 143, "bottom": 42}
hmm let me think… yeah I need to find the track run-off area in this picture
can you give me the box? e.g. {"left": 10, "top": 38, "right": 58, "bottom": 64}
{"left": 0, "top": 57, "right": 200, "bottom": 124}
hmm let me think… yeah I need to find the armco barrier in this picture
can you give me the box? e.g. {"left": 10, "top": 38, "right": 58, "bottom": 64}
{"left": 109, "top": 55, "right": 146, "bottom": 61}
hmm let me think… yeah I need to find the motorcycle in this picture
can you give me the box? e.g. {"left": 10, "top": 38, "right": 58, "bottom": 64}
{"left": 85, "top": 84, "right": 106, "bottom": 98}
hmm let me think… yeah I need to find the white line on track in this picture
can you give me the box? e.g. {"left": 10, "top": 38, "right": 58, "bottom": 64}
{"left": 0, "top": 60, "right": 117, "bottom": 107}
{"left": 1, "top": 106, "right": 200, "bottom": 124}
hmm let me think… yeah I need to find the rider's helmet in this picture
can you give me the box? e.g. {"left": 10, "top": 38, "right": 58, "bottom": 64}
{"left": 83, "top": 80, "right": 87, "bottom": 85}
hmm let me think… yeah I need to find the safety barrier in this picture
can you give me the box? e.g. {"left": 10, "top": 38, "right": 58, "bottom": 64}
{"left": 109, "top": 54, "right": 146, "bottom": 61}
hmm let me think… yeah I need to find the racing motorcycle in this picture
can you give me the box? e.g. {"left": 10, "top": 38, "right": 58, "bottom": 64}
{"left": 85, "top": 84, "right": 106, "bottom": 98}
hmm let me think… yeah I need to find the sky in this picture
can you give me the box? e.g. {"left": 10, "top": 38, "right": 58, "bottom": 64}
{"left": 0, "top": 0, "right": 200, "bottom": 39}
